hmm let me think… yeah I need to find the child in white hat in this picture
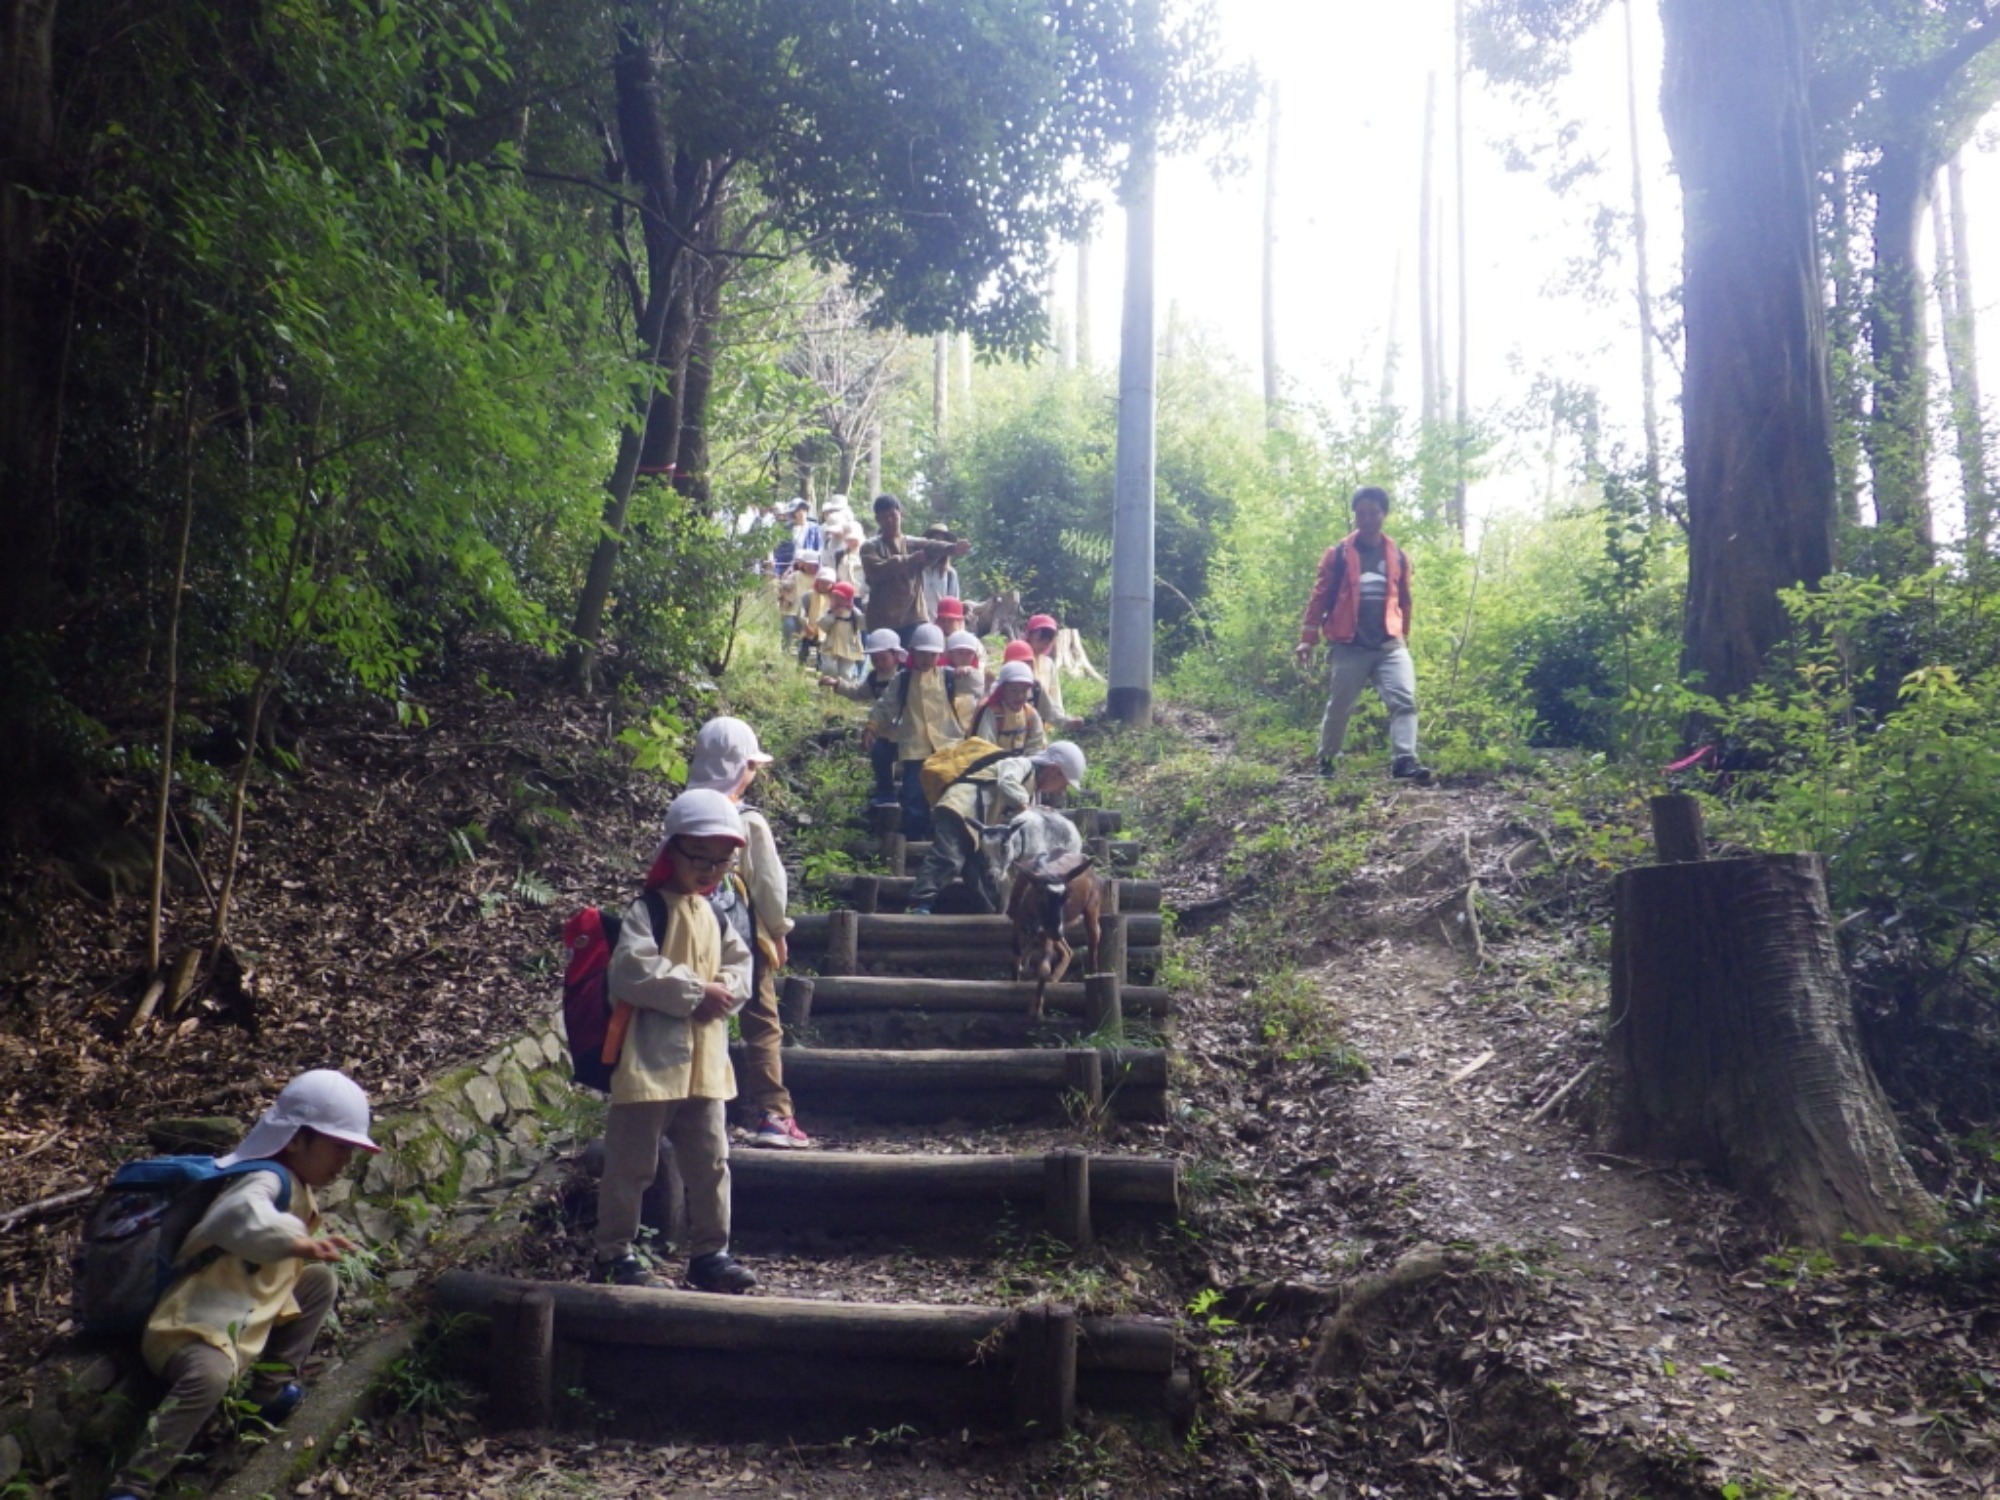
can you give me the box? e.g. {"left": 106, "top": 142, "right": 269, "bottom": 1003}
{"left": 110, "top": 1071, "right": 378, "bottom": 1500}
{"left": 908, "top": 741, "right": 1087, "bottom": 916}
{"left": 970, "top": 659, "right": 1048, "bottom": 753}
{"left": 685, "top": 719, "right": 810, "bottom": 1151}
{"left": 822, "top": 628, "right": 907, "bottom": 807}
{"left": 599, "top": 789, "right": 758, "bottom": 1293}
{"left": 944, "top": 628, "right": 988, "bottom": 700}
{"left": 866, "top": 622, "right": 977, "bottom": 840}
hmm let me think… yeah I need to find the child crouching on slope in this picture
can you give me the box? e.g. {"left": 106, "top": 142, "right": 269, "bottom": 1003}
{"left": 595, "top": 789, "right": 758, "bottom": 1293}
{"left": 109, "top": 1070, "right": 378, "bottom": 1500}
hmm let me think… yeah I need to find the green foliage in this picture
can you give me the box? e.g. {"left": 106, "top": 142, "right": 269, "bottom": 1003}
{"left": 1710, "top": 571, "right": 2000, "bottom": 1019}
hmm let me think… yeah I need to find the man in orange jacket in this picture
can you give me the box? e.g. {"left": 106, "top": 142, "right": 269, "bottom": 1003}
{"left": 1292, "top": 486, "right": 1433, "bottom": 783}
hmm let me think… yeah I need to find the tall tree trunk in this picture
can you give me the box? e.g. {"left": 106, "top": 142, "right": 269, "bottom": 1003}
{"left": 958, "top": 331, "right": 973, "bottom": 427}
{"left": 0, "top": 0, "right": 58, "bottom": 657}
{"left": 673, "top": 250, "right": 725, "bottom": 511}
{"left": 1621, "top": 0, "right": 1663, "bottom": 520}
{"left": 149, "top": 395, "right": 200, "bottom": 979}
{"left": 1418, "top": 72, "right": 1438, "bottom": 433}
{"left": 567, "top": 27, "right": 710, "bottom": 691}
{"left": 1827, "top": 160, "right": 1866, "bottom": 526}
{"left": 1663, "top": 0, "right": 1837, "bottom": 702}
{"left": 1936, "top": 153, "right": 1989, "bottom": 556}
{"left": 1075, "top": 234, "right": 1092, "bottom": 371}
{"left": 932, "top": 331, "right": 949, "bottom": 444}
{"left": 867, "top": 421, "right": 883, "bottom": 499}
{"left": 1863, "top": 137, "right": 1936, "bottom": 564}
{"left": 1261, "top": 80, "right": 1281, "bottom": 431}
{"left": 1451, "top": 0, "right": 1470, "bottom": 539}
{"left": 1380, "top": 253, "right": 1400, "bottom": 423}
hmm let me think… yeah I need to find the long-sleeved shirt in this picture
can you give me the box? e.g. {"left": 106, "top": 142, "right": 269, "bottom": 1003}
{"left": 860, "top": 533, "right": 954, "bottom": 631}
{"left": 609, "top": 891, "right": 752, "bottom": 1104}
{"left": 971, "top": 700, "right": 1047, "bottom": 754}
{"left": 830, "top": 665, "right": 899, "bottom": 704}
{"left": 736, "top": 806, "right": 792, "bottom": 946}
{"left": 935, "top": 755, "right": 1040, "bottom": 827}
{"left": 1032, "top": 652, "right": 1067, "bottom": 723}
{"left": 143, "top": 1169, "right": 316, "bottom": 1374}
{"left": 821, "top": 608, "right": 863, "bottom": 663}
{"left": 867, "top": 666, "right": 977, "bottom": 761}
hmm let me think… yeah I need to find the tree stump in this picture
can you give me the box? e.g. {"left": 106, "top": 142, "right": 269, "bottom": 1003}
{"left": 1606, "top": 852, "right": 1933, "bottom": 1248}
{"left": 1649, "top": 793, "right": 1709, "bottom": 862}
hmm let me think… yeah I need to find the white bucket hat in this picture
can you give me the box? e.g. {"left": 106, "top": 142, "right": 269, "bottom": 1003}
{"left": 218, "top": 1069, "right": 380, "bottom": 1166}
{"left": 795, "top": 548, "right": 820, "bottom": 566}
{"left": 1031, "top": 741, "right": 1086, "bottom": 790}
{"left": 910, "top": 622, "right": 946, "bottom": 654}
{"left": 685, "top": 717, "right": 773, "bottom": 797}
{"left": 945, "top": 630, "right": 983, "bottom": 655}
{"left": 657, "top": 787, "right": 748, "bottom": 849}
{"left": 862, "top": 629, "right": 906, "bottom": 660}
{"left": 996, "top": 660, "right": 1036, "bottom": 688}
{"left": 815, "top": 566, "right": 837, "bottom": 583}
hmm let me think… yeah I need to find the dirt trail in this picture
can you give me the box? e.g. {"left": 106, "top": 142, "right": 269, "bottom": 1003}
{"left": 1331, "top": 781, "right": 1993, "bottom": 1499}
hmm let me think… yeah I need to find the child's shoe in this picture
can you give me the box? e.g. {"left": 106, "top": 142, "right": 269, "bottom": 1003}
{"left": 686, "top": 1252, "right": 759, "bottom": 1294}
{"left": 254, "top": 1382, "right": 305, "bottom": 1425}
{"left": 595, "top": 1253, "right": 666, "bottom": 1289}
{"left": 753, "top": 1113, "right": 812, "bottom": 1149}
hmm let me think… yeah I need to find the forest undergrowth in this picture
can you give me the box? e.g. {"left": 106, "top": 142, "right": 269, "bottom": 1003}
{"left": 5, "top": 616, "right": 2000, "bottom": 1499}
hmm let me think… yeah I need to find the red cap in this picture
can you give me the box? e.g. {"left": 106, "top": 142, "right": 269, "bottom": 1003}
{"left": 830, "top": 581, "right": 856, "bottom": 601}
{"left": 1002, "top": 640, "right": 1035, "bottom": 663}
{"left": 936, "top": 596, "right": 966, "bottom": 619}
{"left": 1025, "top": 613, "right": 1059, "bottom": 635}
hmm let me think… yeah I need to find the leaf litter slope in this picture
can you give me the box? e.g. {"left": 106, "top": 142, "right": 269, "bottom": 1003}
{"left": 1255, "top": 741, "right": 1993, "bottom": 1497}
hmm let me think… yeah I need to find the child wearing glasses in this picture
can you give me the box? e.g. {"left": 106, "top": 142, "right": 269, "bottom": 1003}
{"left": 595, "top": 788, "right": 758, "bottom": 1293}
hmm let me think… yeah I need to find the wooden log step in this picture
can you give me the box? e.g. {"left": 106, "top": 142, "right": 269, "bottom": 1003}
{"left": 730, "top": 1150, "right": 1180, "bottom": 1235}
{"left": 806, "top": 975, "right": 1171, "bottom": 1018}
{"left": 434, "top": 1271, "right": 1179, "bottom": 1438}
{"left": 1068, "top": 808, "right": 1125, "bottom": 837}
{"left": 791, "top": 912, "right": 1164, "bottom": 951}
{"left": 826, "top": 875, "right": 1162, "bottom": 913}
{"left": 731, "top": 1045, "right": 1169, "bottom": 1123}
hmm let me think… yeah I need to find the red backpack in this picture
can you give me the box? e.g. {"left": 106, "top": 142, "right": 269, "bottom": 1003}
{"left": 562, "top": 890, "right": 666, "bottom": 1093}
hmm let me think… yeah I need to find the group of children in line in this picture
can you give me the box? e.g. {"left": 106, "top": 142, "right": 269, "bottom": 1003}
{"left": 109, "top": 552, "right": 1091, "bottom": 1495}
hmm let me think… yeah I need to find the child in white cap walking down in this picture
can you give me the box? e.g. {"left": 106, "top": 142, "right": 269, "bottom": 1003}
{"left": 685, "top": 719, "right": 811, "bottom": 1150}
{"left": 944, "top": 628, "right": 988, "bottom": 700}
{"left": 108, "top": 1071, "right": 379, "bottom": 1500}
{"left": 908, "top": 742, "right": 1086, "bottom": 915}
{"left": 823, "top": 629, "right": 908, "bottom": 809}
{"left": 867, "top": 622, "right": 976, "bottom": 840}
{"left": 970, "top": 660, "right": 1049, "bottom": 753}
{"left": 596, "top": 789, "right": 758, "bottom": 1292}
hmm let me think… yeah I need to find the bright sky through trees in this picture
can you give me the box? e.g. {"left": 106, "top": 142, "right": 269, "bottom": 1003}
{"left": 1074, "top": 1, "right": 2000, "bottom": 529}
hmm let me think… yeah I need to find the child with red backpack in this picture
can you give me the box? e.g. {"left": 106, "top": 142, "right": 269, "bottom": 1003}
{"left": 106, "top": 1071, "right": 378, "bottom": 1500}
{"left": 593, "top": 789, "right": 758, "bottom": 1293}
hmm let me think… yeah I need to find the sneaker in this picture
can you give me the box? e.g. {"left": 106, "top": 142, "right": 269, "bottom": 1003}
{"left": 254, "top": 1381, "right": 305, "bottom": 1425}
{"left": 1390, "top": 755, "right": 1435, "bottom": 784}
{"left": 754, "top": 1113, "right": 812, "bottom": 1149}
{"left": 595, "top": 1253, "right": 666, "bottom": 1289}
{"left": 1316, "top": 757, "right": 1335, "bottom": 779}
{"left": 686, "top": 1251, "right": 759, "bottom": 1294}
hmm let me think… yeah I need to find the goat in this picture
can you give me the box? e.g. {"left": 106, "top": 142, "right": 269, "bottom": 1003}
{"left": 1006, "top": 850, "right": 1103, "bottom": 1020}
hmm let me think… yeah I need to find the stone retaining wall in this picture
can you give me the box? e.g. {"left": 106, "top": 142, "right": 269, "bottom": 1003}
{"left": 0, "top": 1015, "right": 592, "bottom": 1499}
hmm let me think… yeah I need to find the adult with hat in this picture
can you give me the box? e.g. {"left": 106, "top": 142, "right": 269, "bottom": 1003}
{"left": 920, "top": 526, "right": 963, "bottom": 622}
{"left": 908, "top": 740, "right": 1087, "bottom": 916}
{"left": 1291, "top": 484, "right": 1433, "bottom": 782}
{"left": 109, "top": 1070, "right": 379, "bottom": 1500}
{"left": 860, "top": 493, "right": 970, "bottom": 648}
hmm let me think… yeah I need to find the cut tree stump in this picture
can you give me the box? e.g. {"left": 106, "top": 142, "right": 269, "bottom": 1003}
{"left": 1606, "top": 851, "right": 1935, "bottom": 1248}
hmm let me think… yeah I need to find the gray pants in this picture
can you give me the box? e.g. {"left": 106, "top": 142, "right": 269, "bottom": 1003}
{"left": 910, "top": 810, "right": 998, "bottom": 912}
{"left": 596, "top": 1097, "right": 730, "bottom": 1262}
{"left": 1317, "top": 640, "right": 1419, "bottom": 762}
{"left": 115, "top": 1263, "right": 337, "bottom": 1499}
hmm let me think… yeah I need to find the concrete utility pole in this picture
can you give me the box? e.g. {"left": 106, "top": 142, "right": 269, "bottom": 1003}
{"left": 1108, "top": 125, "right": 1159, "bottom": 727}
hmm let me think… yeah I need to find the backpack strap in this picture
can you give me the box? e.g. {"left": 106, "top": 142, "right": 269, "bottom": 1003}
{"left": 638, "top": 887, "right": 668, "bottom": 948}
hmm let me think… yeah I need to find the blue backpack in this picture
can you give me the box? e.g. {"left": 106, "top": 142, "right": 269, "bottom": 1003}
{"left": 72, "top": 1156, "right": 294, "bottom": 1336}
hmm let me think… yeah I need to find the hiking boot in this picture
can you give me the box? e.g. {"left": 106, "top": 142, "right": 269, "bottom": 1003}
{"left": 1391, "top": 755, "right": 1435, "bottom": 784}
{"left": 253, "top": 1381, "right": 305, "bottom": 1425}
{"left": 595, "top": 1253, "right": 666, "bottom": 1289}
{"left": 686, "top": 1252, "right": 759, "bottom": 1294}
{"left": 1316, "top": 757, "right": 1335, "bottom": 779}
{"left": 753, "top": 1113, "right": 812, "bottom": 1149}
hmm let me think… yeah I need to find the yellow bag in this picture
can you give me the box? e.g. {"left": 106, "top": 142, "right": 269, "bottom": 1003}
{"left": 919, "top": 736, "right": 1011, "bottom": 806}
